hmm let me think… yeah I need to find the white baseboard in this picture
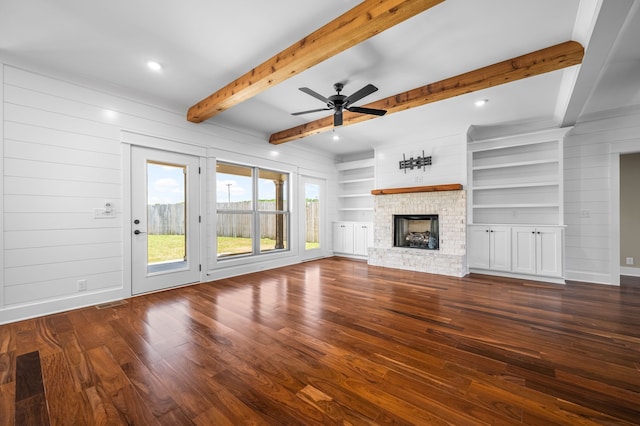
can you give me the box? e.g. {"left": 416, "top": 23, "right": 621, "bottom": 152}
{"left": 468, "top": 269, "right": 565, "bottom": 285}
{"left": 564, "top": 270, "right": 618, "bottom": 285}
{"left": 205, "top": 255, "right": 302, "bottom": 281}
{"left": 620, "top": 266, "right": 640, "bottom": 277}
{"left": 0, "top": 286, "right": 129, "bottom": 325}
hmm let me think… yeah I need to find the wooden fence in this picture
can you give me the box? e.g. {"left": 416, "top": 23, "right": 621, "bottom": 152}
{"left": 148, "top": 203, "right": 184, "bottom": 235}
{"left": 148, "top": 201, "right": 319, "bottom": 242}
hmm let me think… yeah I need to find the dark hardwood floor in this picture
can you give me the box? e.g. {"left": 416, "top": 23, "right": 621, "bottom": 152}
{"left": 1, "top": 258, "right": 639, "bottom": 425}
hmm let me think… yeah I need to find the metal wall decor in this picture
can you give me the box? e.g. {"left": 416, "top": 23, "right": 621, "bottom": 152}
{"left": 399, "top": 151, "right": 432, "bottom": 173}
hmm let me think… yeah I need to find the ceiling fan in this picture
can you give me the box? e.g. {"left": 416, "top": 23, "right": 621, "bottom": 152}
{"left": 292, "top": 82, "right": 387, "bottom": 126}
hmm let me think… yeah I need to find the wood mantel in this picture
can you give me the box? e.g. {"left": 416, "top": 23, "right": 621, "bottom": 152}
{"left": 371, "top": 183, "right": 462, "bottom": 195}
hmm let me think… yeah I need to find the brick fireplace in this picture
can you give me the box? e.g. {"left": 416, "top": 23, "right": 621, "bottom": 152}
{"left": 368, "top": 185, "right": 467, "bottom": 277}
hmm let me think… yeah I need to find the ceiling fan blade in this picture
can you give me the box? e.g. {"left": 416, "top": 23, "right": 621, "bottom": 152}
{"left": 299, "top": 87, "right": 330, "bottom": 103}
{"left": 344, "top": 84, "right": 378, "bottom": 106}
{"left": 347, "top": 106, "right": 387, "bottom": 116}
{"left": 334, "top": 110, "right": 343, "bottom": 126}
{"left": 291, "top": 108, "right": 332, "bottom": 116}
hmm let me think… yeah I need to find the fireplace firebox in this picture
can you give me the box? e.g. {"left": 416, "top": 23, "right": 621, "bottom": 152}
{"left": 393, "top": 214, "right": 439, "bottom": 250}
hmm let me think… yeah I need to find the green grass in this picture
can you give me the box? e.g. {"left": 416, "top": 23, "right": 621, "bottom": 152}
{"left": 148, "top": 234, "right": 186, "bottom": 264}
{"left": 148, "top": 234, "right": 318, "bottom": 262}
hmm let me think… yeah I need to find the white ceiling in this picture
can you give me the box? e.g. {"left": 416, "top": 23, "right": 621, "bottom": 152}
{"left": 1, "top": 0, "right": 638, "bottom": 157}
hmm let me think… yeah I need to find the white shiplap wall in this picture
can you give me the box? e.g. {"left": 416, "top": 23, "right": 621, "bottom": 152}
{"left": 1, "top": 63, "right": 337, "bottom": 323}
{"left": 564, "top": 107, "right": 640, "bottom": 284}
{"left": 374, "top": 133, "right": 467, "bottom": 189}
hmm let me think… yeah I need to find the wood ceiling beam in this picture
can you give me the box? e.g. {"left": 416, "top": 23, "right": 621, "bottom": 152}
{"left": 269, "top": 40, "right": 584, "bottom": 145}
{"left": 186, "top": 0, "right": 445, "bottom": 123}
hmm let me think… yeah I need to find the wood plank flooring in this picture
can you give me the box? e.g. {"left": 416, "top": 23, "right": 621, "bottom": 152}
{"left": 1, "top": 257, "right": 639, "bottom": 425}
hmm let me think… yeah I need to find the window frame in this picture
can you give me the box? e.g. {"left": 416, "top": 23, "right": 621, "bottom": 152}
{"left": 216, "top": 161, "right": 290, "bottom": 260}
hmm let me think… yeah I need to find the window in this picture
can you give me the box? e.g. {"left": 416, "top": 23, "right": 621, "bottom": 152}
{"left": 216, "top": 162, "right": 289, "bottom": 258}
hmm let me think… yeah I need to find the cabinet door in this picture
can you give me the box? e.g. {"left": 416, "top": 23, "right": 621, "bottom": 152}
{"left": 333, "top": 223, "right": 345, "bottom": 253}
{"left": 468, "top": 226, "right": 490, "bottom": 269}
{"left": 511, "top": 227, "right": 537, "bottom": 274}
{"left": 333, "top": 222, "right": 354, "bottom": 254}
{"left": 489, "top": 226, "right": 511, "bottom": 271}
{"left": 537, "top": 227, "right": 562, "bottom": 277}
{"left": 353, "top": 223, "right": 373, "bottom": 256}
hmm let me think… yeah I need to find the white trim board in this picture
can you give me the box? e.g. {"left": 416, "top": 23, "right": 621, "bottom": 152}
{"left": 620, "top": 267, "right": 640, "bottom": 277}
{"left": 610, "top": 139, "right": 640, "bottom": 285}
{"left": 0, "top": 288, "right": 126, "bottom": 325}
{"left": 1, "top": 64, "right": 5, "bottom": 310}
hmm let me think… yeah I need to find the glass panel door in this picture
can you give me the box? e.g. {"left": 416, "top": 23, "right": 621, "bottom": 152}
{"left": 146, "top": 162, "right": 187, "bottom": 273}
{"left": 305, "top": 183, "right": 320, "bottom": 251}
{"left": 131, "top": 146, "right": 200, "bottom": 295}
{"left": 300, "top": 176, "right": 324, "bottom": 260}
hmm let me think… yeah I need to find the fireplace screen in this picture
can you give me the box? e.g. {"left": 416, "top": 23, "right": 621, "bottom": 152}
{"left": 393, "top": 214, "right": 439, "bottom": 250}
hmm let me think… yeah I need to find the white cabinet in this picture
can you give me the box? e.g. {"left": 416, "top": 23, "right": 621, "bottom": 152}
{"left": 512, "top": 227, "right": 562, "bottom": 277}
{"left": 468, "top": 226, "right": 511, "bottom": 271}
{"left": 354, "top": 223, "right": 374, "bottom": 256}
{"left": 468, "top": 225, "right": 563, "bottom": 280}
{"left": 467, "top": 129, "right": 569, "bottom": 282}
{"left": 333, "top": 222, "right": 354, "bottom": 254}
{"left": 333, "top": 221, "right": 373, "bottom": 258}
{"left": 334, "top": 153, "right": 375, "bottom": 258}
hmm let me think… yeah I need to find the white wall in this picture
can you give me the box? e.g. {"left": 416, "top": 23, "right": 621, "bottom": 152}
{"left": 564, "top": 106, "right": 640, "bottom": 284}
{"left": 1, "top": 63, "right": 337, "bottom": 324}
{"left": 374, "top": 132, "right": 467, "bottom": 189}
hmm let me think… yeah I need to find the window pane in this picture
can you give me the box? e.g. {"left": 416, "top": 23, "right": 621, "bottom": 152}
{"left": 259, "top": 213, "right": 288, "bottom": 253}
{"left": 258, "top": 169, "right": 288, "bottom": 211}
{"left": 216, "top": 162, "right": 253, "bottom": 210}
{"left": 147, "top": 162, "right": 186, "bottom": 268}
{"left": 305, "top": 183, "right": 320, "bottom": 250}
{"left": 215, "top": 162, "right": 290, "bottom": 260}
{"left": 217, "top": 212, "right": 253, "bottom": 257}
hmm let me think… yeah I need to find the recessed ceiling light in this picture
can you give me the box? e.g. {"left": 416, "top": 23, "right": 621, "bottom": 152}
{"left": 475, "top": 99, "right": 489, "bottom": 107}
{"left": 103, "top": 109, "right": 117, "bottom": 120}
{"left": 332, "top": 133, "right": 340, "bottom": 141}
{"left": 146, "top": 60, "right": 163, "bottom": 72}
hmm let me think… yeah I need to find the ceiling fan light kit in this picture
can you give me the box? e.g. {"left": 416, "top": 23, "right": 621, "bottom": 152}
{"left": 292, "top": 82, "right": 387, "bottom": 127}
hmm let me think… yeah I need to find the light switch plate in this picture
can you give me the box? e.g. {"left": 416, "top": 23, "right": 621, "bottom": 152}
{"left": 94, "top": 208, "right": 116, "bottom": 218}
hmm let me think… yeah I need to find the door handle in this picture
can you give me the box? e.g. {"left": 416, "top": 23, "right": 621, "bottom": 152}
{"left": 134, "top": 230, "right": 147, "bottom": 235}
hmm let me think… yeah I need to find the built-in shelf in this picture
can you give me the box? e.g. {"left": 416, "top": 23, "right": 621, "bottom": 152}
{"left": 336, "top": 153, "right": 375, "bottom": 222}
{"left": 335, "top": 158, "right": 375, "bottom": 171}
{"left": 472, "top": 203, "right": 559, "bottom": 209}
{"left": 339, "top": 177, "right": 375, "bottom": 184}
{"left": 468, "top": 128, "right": 570, "bottom": 226}
{"left": 473, "top": 182, "right": 558, "bottom": 190}
{"left": 467, "top": 129, "right": 571, "bottom": 282}
{"left": 338, "top": 193, "right": 371, "bottom": 198}
{"left": 472, "top": 159, "right": 558, "bottom": 171}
